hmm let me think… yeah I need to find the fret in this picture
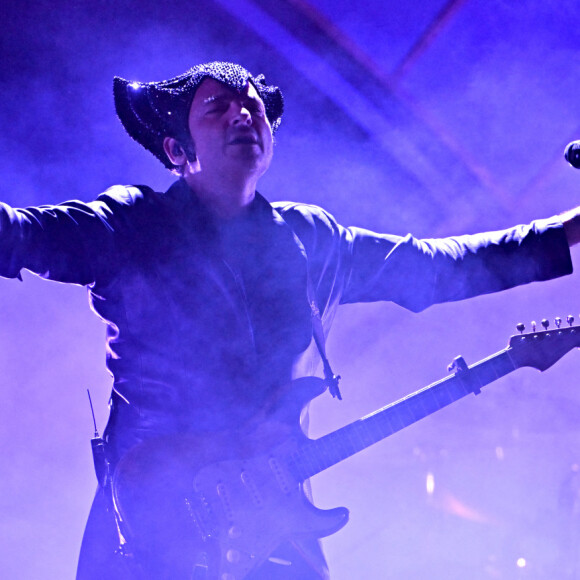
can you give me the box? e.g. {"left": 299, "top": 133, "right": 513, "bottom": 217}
{"left": 394, "top": 400, "right": 416, "bottom": 429}
{"left": 446, "top": 376, "right": 471, "bottom": 401}
{"left": 318, "top": 432, "right": 338, "bottom": 465}
{"left": 341, "top": 429, "right": 360, "bottom": 457}
{"left": 332, "top": 430, "right": 352, "bottom": 460}
{"left": 407, "top": 394, "right": 431, "bottom": 421}
{"left": 373, "top": 413, "right": 393, "bottom": 439}
{"left": 365, "top": 415, "right": 385, "bottom": 442}
{"left": 433, "top": 380, "right": 454, "bottom": 407}
{"left": 473, "top": 352, "right": 515, "bottom": 386}
{"left": 376, "top": 413, "right": 398, "bottom": 437}
{"left": 354, "top": 420, "right": 375, "bottom": 448}
{"left": 316, "top": 436, "right": 335, "bottom": 464}
{"left": 383, "top": 406, "right": 405, "bottom": 432}
{"left": 351, "top": 420, "right": 372, "bottom": 449}
{"left": 419, "top": 384, "right": 443, "bottom": 415}
{"left": 295, "top": 447, "right": 314, "bottom": 479}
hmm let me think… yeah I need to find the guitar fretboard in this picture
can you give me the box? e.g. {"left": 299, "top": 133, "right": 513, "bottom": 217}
{"left": 289, "top": 347, "right": 516, "bottom": 481}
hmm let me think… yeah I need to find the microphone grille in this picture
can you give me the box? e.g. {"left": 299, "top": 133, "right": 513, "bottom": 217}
{"left": 565, "top": 141, "right": 580, "bottom": 169}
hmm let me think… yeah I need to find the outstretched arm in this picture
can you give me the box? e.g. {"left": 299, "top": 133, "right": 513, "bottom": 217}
{"left": 0, "top": 185, "right": 149, "bottom": 285}
{"left": 561, "top": 207, "right": 580, "bottom": 247}
{"left": 277, "top": 202, "right": 573, "bottom": 316}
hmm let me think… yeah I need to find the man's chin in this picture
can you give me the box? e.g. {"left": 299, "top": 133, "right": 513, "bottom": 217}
{"left": 227, "top": 143, "right": 263, "bottom": 159}
{"left": 228, "top": 147, "right": 271, "bottom": 167}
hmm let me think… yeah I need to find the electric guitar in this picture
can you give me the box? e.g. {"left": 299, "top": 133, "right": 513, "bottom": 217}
{"left": 112, "top": 320, "right": 580, "bottom": 579}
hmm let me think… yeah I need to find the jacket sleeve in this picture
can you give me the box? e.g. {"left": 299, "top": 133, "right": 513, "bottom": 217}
{"left": 0, "top": 185, "right": 148, "bottom": 286}
{"left": 341, "top": 216, "right": 573, "bottom": 312}
{"left": 277, "top": 203, "right": 573, "bottom": 314}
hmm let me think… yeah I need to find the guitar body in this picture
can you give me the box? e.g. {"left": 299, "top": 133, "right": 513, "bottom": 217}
{"left": 111, "top": 377, "right": 349, "bottom": 580}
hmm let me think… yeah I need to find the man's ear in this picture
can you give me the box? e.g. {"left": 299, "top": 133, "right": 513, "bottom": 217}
{"left": 163, "top": 137, "right": 188, "bottom": 166}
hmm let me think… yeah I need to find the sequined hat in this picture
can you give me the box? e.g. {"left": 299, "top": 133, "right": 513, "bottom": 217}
{"left": 113, "top": 61, "right": 284, "bottom": 169}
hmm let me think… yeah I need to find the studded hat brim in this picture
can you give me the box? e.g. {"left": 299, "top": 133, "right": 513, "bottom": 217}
{"left": 114, "top": 62, "right": 284, "bottom": 169}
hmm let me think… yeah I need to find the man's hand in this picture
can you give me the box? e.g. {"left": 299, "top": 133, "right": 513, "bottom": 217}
{"left": 561, "top": 207, "right": 580, "bottom": 247}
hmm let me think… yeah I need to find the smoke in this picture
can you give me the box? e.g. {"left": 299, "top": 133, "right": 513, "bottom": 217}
{"left": 1, "top": 0, "right": 580, "bottom": 578}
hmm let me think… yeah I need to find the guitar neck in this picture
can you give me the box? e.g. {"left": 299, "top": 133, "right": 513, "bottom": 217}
{"left": 290, "top": 347, "right": 517, "bottom": 481}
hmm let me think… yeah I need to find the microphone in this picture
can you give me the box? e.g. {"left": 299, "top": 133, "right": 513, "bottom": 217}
{"left": 564, "top": 141, "right": 580, "bottom": 168}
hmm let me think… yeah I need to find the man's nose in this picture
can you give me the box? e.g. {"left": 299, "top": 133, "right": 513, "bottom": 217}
{"left": 231, "top": 104, "right": 252, "bottom": 126}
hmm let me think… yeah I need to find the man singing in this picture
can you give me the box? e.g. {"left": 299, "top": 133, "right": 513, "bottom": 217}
{"left": 2, "top": 62, "right": 580, "bottom": 579}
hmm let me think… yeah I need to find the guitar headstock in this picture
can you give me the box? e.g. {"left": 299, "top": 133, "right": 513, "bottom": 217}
{"left": 508, "top": 318, "right": 580, "bottom": 371}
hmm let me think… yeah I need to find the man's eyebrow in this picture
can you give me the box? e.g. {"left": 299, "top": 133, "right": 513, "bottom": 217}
{"left": 202, "top": 94, "right": 231, "bottom": 104}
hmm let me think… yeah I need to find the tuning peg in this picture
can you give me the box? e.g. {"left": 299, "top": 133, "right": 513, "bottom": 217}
{"left": 541, "top": 319, "right": 549, "bottom": 330}
{"left": 516, "top": 323, "right": 525, "bottom": 334}
{"left": 568, "top": 315, "right": 575, "bottom": 326}
{"left": 555, "top": 317, "right": 562, "bottom": 328}
{"left": 531, "top": 321, "right": 537, "bottom": 332}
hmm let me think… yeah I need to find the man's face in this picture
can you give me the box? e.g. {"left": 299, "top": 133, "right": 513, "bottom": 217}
{"left": 187, "top": 78, "right": 274, "bottom": 180}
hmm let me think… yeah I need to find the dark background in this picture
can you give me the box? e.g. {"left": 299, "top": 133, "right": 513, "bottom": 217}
{"left": 2, "top": 1, "right": 580, "bottom": 578}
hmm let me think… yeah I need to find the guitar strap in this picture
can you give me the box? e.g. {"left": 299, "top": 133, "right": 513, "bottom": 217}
{"left": 282, "top": 211, "right": 342, "bottom": 401}
{"left": 307, "top": 276, "right": 342, "bottom": 400}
